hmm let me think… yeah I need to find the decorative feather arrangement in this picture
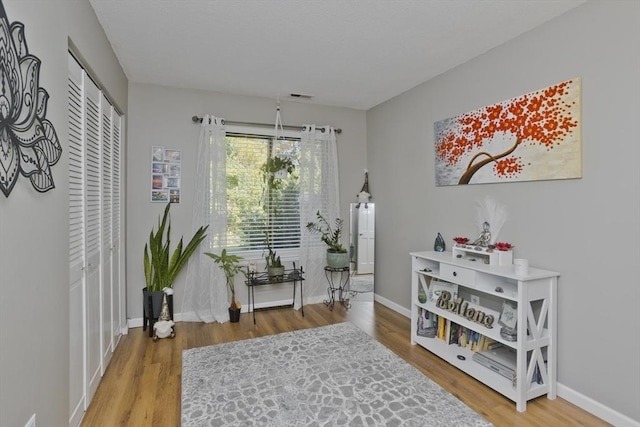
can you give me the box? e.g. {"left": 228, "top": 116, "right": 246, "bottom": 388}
{"left": 475, "top": 196, "right": 507, "bottom": 245}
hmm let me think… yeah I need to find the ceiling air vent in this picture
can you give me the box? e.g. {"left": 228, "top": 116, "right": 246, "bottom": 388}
{"left": 289, "top": 93, "right": 313, "bottom": 99}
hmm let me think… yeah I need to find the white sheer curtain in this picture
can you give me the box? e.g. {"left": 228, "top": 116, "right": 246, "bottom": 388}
{"left": 182, "top": 120, "right": 339, "bottom": 320}
{"left": 298, "top": 125, "right": 340, "bottom": 307}
{"left": 182, "top": 115, "right": 229, "bottom": 323}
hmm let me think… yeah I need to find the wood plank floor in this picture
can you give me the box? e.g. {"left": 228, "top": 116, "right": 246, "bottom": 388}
{"left": 81, "top": 301, "right": 610, "bottom": 426}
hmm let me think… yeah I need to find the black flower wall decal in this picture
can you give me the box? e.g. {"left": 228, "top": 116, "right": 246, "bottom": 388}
{"left": 0, "top": 2, "right": 61, "bottom": 197}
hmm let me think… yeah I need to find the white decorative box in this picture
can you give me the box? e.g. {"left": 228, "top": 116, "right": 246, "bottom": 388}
{"left": 452, "top": 245, "right": 513, "bottom": 266}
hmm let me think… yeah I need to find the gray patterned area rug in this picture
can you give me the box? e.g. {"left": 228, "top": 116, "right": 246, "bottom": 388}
{"left": 181, "top": 322, "right": 492, "bottom": 427}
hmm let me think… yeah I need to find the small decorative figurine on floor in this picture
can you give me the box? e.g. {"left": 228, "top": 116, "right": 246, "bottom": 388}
{"left": 153, "top": 289, "right": 175, "bottom": 341}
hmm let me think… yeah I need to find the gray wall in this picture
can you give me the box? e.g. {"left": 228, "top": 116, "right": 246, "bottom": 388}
{"left": 367, "top": 0, "right": 639, "bottom": 422}
{"left": 1, "top": 1, "right": 636, "bottom": 425}
{"left": 126, "top": 83, "right": 367, "bottom": 320}
{"left": 0, "top": 1, "right": 127, "bottom": 427}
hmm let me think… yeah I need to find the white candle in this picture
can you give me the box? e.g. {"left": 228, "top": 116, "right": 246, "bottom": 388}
{"left": 514, "top": 258, "right": 529, "bottom": 275}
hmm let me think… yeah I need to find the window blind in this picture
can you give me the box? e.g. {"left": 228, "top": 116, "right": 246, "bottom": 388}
{"left": 225, "top": 133, "right": 300, "bottom": 252}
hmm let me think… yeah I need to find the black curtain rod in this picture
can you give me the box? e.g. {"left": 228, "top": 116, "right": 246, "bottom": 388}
{"left": 191, "top": 115, "right": 342, "bottom": 134}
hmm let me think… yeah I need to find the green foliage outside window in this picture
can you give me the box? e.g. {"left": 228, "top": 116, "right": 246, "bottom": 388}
{"left": 225, "top": 134, "right": 300, "bottom": 251}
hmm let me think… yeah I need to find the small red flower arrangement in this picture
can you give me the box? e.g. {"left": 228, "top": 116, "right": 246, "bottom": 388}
{"left": 453, "top": 237, "right": 469, "bottom": 245}
{"left": 494, "top": 242, "right": 514, "bottom": 251}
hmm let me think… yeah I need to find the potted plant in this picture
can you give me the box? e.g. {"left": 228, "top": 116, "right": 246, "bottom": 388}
{"left": 263, "top": 231, "right": 285, "bottom": 281}
{"left": 261, "top": 155, "right": 295, "bottom": 192}
{"left": 260, "top": 157, "right": 295, "bottom": 281}
{"left": 204, "top": 249, "right": 245, "bottom": 322}
{"left": 265, "top": 247, "right": 284, "bottom": 282}
{"left": 306, "top": 211, "right": 349, "bottom": 268}
{"left": 143, "top": 203, "right": 208, "bottom": 334}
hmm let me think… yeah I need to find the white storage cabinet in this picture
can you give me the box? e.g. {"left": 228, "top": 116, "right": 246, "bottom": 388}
{"left": 410, "top": 250, "right": 559, "bottom": 412}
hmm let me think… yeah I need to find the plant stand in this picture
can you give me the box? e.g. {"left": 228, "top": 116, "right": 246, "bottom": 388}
{"left": 323, "top": 266, "right": 351, "bottom": 310}
{"left": 245, "top": 264, "right": 304, "bottom": 324}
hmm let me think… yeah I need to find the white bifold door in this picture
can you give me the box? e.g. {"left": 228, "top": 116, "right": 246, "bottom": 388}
{"left": 68, "top": 53, "right": 125, "bottom": 427}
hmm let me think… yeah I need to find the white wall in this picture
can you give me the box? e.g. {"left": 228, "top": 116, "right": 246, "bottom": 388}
{"left": 126, "top": 84, "right": 367, "bottom": 320}
{"left": 0, "top": 1, "right": 127, "bottom": 427}
{"left": 367, "top": 1, "right": 639, "bottom": 423}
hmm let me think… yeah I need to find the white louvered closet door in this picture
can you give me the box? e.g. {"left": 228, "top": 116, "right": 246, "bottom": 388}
{"left": 68, "top": 52, "right": 125, "bottom": 427}
{"left": 83, "top": 67, "right": 103, "bottom": 406}
{"left": 100, "top": 95, "right": 113, "bottom": 370}
{"left": 111, "top": 113, "right": 123, "bottom": 348}
{"left": 68, "top": 55, "right": 86, "bottom": 427}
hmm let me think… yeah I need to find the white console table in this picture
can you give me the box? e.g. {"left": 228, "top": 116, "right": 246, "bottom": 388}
{"left": 410, "top": 250, "right": 559, "bottom": 412}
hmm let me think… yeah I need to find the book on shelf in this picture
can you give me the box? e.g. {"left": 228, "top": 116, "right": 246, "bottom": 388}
{"left": 437, "top": 316, "right": 446, "bottom": 340}
{"left": 417, "top": 308, "right": 438, "bottom": 337}
{"left": 416, "top": 307, "right": 502, "bottom": 353}
{"left": 447, "top": 323, "right": 498, "bottom": 352}
{"left": 447, "top": 320, "right": 459, "bottom": 345}
{"left": 430, "top": 312, "right": 439, "bottom": 328}
{"left": 418, "top": 310, "right": 499, "bottom": 354}
{"left": 416, "top": 307, "right": 428, "bottom": 336}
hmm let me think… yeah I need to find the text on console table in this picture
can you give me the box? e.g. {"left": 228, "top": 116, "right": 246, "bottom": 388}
{"left": 436, "top": 291, "right": 495, "bottom": 329}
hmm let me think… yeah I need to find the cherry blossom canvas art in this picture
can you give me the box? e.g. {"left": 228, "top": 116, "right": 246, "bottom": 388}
{"left": 434, "top": 78, "right": 581, "bottom": 186}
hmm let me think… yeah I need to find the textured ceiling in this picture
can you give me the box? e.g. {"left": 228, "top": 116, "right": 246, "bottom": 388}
{"left": 89, "top": 0, "right": 585, "bottom": 110}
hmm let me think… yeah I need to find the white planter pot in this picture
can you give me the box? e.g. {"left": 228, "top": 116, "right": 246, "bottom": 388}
{"left": 326, "top": 250, "right": 349, "bottom": 268}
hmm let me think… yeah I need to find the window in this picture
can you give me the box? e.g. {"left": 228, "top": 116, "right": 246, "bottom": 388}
{"left": 225, "top": 131, "right": 300, "bottom": 253}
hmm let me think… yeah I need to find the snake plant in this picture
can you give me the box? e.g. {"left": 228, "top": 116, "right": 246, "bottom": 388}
{"left": 144, "top": 203, "right": 209, "bottom": 291}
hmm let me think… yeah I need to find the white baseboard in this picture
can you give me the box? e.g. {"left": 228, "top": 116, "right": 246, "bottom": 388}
{"left": 373, "top": 293, "right": 411, "bottom": 318}
{"left": 128, "top": 310, "right": 220, "bottom": 328}
{"left": 128, "top": 317, "right": 143, "bottom": 328}
{"left": 69, "top": 399, "right": 83, "bottom": 427}
{"left": 557, "top": 383, "right": 639, "bottom": 427}
{"left": 127, "top": 296, "right": 325, "bottom": 329}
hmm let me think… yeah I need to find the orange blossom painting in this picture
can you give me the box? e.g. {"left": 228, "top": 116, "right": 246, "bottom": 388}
{"left": 434, "top": 78, "right": 581, "bottom": 186}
